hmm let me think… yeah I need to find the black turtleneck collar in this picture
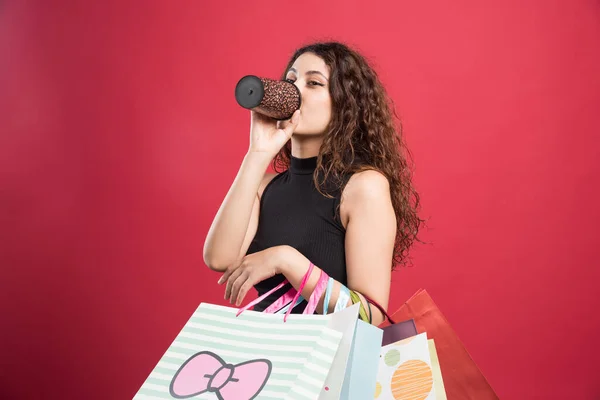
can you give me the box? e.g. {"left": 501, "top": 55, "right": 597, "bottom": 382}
{"left": 289, "top": 156, "right": 318, "bottom": 175}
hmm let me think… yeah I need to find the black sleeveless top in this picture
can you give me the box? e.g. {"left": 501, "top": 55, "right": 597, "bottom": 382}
{"left": 246, "top": 155, "right": 348, "bottom": 313}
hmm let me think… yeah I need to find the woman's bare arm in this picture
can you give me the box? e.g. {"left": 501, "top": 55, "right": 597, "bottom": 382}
{"left": 203, "top": 152, "right": 275, "bottom": 272}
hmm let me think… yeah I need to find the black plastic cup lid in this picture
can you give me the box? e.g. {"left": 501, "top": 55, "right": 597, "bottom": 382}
{"left": 235, "top": 75, "right": 264, "bottom": 109}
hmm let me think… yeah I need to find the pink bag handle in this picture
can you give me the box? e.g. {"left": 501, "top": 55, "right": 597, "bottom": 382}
{"left": 263, "top": 287, "right": 297, "bottom": 314}
{"left": 236, "top": 280, "right": 288, "bottom": 316}
{"left": 236, "top": 262, "right": 329, "bottom": 321}
{"left": 304, "top": 268, "right": 329, "bottom": 315}
{"left": 280, "top": 262, "right": 315, "bottom": 321}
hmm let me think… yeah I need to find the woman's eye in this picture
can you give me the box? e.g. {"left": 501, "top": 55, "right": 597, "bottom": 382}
{"left": 284, "top": 78, "right": 323, "bottom": 87}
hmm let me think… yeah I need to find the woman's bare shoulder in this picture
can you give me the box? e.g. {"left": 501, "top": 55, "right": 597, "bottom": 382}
{"left": 344, "top": 170, "right": 391, "bottom": 199}
{"left": 339, "top": 169, "right": 392, "bottom": 226}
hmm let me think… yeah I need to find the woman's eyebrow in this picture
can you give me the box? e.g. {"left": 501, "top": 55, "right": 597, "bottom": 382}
{"left": 288, "top": 67, "right": 329, "bottom": 82}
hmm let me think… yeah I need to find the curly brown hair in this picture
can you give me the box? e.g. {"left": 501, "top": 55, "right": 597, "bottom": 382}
{"left": 272, "top": 41, "right": 424, "bottom": 269}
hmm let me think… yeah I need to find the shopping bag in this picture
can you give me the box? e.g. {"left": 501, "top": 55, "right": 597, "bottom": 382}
{"left": 243, "top": 268, "right": 358, "bottom": 398}
{"left": 285, "top": 318, "right": 347, "bottom": 400}
{"left": 428, "top": 339, "right": 447, "bottom": 400}
{"left": 340, "top": 319, "right": 384, "bottom": 399}
{"left": 317, "top": 303, "right": 360, "bottom": 399}
{"left": 386, "top": 289, "right": 499, "bottom": 400}
{"left": 132, "top": 303, "right": 342, "bottom": 400}
{"left": 360, "top": 293, "right": 418, "bottom": 346}
{"left": 275, "top": 303, "right": 360, "bottom": 399}
{"left": 381, "top": 318, "right": 418, "bottom": 346}
{"left": 376, "top": 332, "right": 437, "bottom": 399}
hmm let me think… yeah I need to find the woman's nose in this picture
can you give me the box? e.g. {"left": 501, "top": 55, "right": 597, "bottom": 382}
{"left": 293, "top": 80, "right": 304, "bottom": 96}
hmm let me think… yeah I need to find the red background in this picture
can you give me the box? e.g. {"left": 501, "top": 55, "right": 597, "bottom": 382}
{"left": 2, "top": 1, "right": 599, "bottom": 399}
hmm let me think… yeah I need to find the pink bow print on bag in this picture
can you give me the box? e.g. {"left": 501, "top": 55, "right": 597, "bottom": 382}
{"left": 169, "top": 351, "right": 272, "bottom": 400}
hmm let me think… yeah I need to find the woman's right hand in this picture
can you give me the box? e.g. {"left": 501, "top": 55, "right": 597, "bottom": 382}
{"left": 248, "top": 109, "right": 300, "bottom": 156}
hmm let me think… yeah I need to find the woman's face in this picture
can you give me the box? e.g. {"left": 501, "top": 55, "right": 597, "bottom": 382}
{"left": 283, "top": 52, "right": 332, "bottom": 136}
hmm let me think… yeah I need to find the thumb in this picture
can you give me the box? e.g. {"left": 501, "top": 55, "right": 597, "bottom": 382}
{"left": 280, "top": 110, "right": 301, "bottom": 137}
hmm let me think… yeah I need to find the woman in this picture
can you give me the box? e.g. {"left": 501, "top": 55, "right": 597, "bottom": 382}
{"left": 203, "top": 41, "right": 422, "bottom": 325}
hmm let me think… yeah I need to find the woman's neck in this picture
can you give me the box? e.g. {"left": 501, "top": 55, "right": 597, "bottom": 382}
{"left": 290, "top": 135, "right": 324, "bottom": 159}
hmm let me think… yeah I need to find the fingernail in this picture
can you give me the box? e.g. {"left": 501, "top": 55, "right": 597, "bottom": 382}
{"left": 292, "top": 111, "right": 299, "bottom": 124}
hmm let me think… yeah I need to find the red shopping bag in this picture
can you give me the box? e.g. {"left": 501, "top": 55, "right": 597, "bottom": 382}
{"left": 383, "top": 289, "right": 499, "bottom": 400}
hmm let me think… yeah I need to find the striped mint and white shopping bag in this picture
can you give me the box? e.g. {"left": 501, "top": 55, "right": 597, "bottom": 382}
{"left": 133, "top": 303, "right": 342, "bottom": 400}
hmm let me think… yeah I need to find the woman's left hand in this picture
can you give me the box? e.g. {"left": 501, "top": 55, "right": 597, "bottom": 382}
{"left": 218, "top": 245, "right": 290, "bottom": 306}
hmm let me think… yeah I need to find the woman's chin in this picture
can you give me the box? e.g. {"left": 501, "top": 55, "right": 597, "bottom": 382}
{"left": 292, "top": 128, "right": 325, "bottom": 137}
